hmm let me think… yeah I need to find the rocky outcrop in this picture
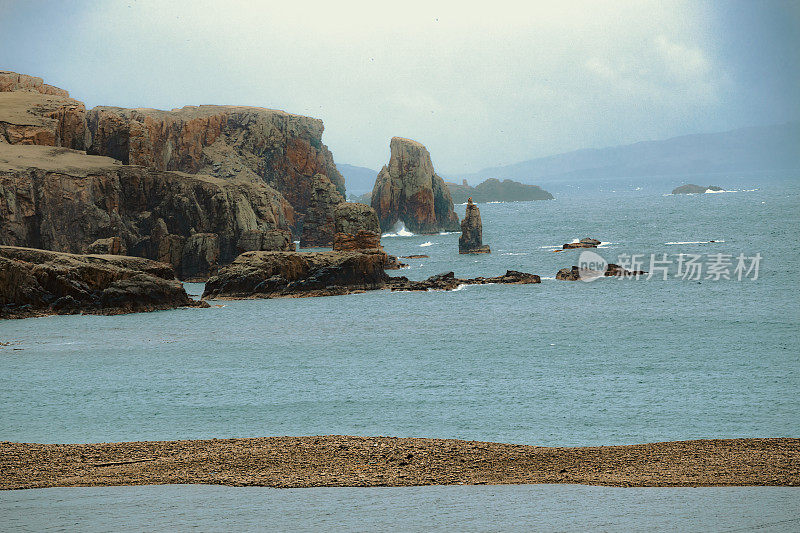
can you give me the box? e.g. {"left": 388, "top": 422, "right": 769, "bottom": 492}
{"left": 0, "top": 72, "right": 70, "bottom": 97}
{"left": 446, "top": 178, "right": 554, "bottom": 204}
{"left": 0, "top": 91, "right": 89, "bottom": 150}
{"left": 672, "top": 184, "right": 724, "bottom": 194}
{"left": 371, "top": 137, "right": 460, "bottom": 233}
{"left": 0, "top": 144, "right": 294, "bottom": 279}
{"left": 86, "top": 237, "right": 126, "bottom": 255}
{"left": 0, "top": 246, "right": 205, "bottom": 318}
{"left": 332, "top": 202, "right": 381, "bottom": 251}
{"left": 299, "top": 174, "right": 345, "bottom": 247}
{"left": 85, "top": 104, "right": 346, "bottom": 241}
{"left": 556, "top": 264, "right": 647, "bottom": 281}
{"left": 459, "top": 198, "right": 490, "bottom": 254}
{"left": 203, "top": 252, "right": 540, "bottom": 300}
{"left": 389, "top": 270, "right": 540, "bottom": 291}
{"left": 558, "top": 238, "right": 601, "bottom": 250}
{"left": 202, "top": 250, "right": 391, "bottom": 299}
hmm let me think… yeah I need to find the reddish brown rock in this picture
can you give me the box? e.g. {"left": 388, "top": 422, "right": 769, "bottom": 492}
{"left": 0, "top": 91, "right": 89, "bottom": 150}
{"left": 86, "top": 105, "right": 346, "bottom": 240}
{"left": 332, "top": 202, "right": 382, "bottom": 251}
{"left": 371, "top": 137, "right": 460, "bottom": 234}
{"left": 0, "top": 71, "right": 70, "bottom": 97}
{"left": 86, "top": 237, "right": 126, "bottom": 255}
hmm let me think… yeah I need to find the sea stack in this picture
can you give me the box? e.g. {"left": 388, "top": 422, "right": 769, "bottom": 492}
{"left": 371, "top": 137, "right": 460, "bottom": 234}
{"left": 459, "top": 198, "right": 490, "bottom": 254}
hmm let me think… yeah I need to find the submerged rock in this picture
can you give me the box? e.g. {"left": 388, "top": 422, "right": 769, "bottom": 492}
{"left": 672, "top": 184, "right": 724, "bottom": 194}
{"left": 556, "top": 264, "right": 647, "bottom": 281}
{"left": 389, "top": 270, "right": 540, "bottom": 291}
{"left": 459, "top": 198, "right": 491, "bottom": 254}
{"left": 0, "top": 246, "right": 206, "bottom": 318}
{"left": 371, "top": 137, "right": 460, "bottom": 234}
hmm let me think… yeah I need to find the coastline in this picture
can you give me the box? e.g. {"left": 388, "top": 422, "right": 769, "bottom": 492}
{"left": 2, "top": 436, "right": 797, "bottom": 490}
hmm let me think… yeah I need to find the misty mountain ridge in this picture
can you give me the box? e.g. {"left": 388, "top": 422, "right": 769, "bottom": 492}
{"left": 459, "top": 122, "right": 800, "bottom": 184}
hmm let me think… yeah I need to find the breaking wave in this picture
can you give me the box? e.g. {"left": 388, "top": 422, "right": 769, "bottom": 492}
{"left": 382, "top": 223, "right": 414, "bottom": 238}
{"left": 420, "top": 242, "right": 434, "bottom": 247}
{"left": 665, "top": 240, "right": 725, "bottom": 245}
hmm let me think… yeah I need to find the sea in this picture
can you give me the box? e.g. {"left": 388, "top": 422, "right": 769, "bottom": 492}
{"left": 1, "top": 172, "right": 798, "bottom": 531}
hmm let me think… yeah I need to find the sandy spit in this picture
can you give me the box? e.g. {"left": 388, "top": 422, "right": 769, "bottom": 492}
{"left": 1, "top": 436, "right": 797, "bottom": 490}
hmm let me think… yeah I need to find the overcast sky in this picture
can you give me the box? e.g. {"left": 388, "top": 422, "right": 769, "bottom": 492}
{"left": 1, "top": 0, "right": 797, "bottom": 174}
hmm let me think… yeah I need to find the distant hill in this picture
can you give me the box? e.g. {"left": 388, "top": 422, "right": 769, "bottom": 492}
{"left": 462, "top": 122, "right": 800, "bottom": 184}
{"left": 338, "top": 164, "right": 378, "bottom": 195}
{"left": 446, "top": 178, "right": 554, "bottom": 204}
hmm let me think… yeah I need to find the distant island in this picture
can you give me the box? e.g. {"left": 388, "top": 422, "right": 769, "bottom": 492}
{"left": 446, "top": 178, "right": 553, "bottom": 204}
{"left": 349, "top": 178, "right": 553, "bottom": 205}
{"left": 672, "top": 184, "right": 724, "bottom": 194}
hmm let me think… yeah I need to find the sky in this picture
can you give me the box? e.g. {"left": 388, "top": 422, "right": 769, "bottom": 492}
{"left": 1, "top": 0, "right": 798, "bottom": 174}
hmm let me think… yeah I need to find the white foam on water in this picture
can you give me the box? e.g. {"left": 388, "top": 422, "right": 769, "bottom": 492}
{"left": 486, "top": 201, "right": 504, "bottom": 204}
{"left": 539, "top": 245, "right": 562, "bottom": 249}
{"left": 501, "top": 252, "right": 528, "bottom": 256}
{"left": 664, "top": 240, "right": 725, "bottom": 245}
{"left": 451, "top": 284, "right": 468, "bottom": 291}
{"left": 540, "top": 277, "right": 556, "bottom": 280}
{"left": 438, "top": 231, "right": 459, "bottom": 235}
{"left": 420, "top": 241, "right": 434, "bottom": 247}
{"left": 597, "top": 242, "right": 616, "bottom": 248}
{"left": 382, "top": 223, "right": 414, "bottom": 238}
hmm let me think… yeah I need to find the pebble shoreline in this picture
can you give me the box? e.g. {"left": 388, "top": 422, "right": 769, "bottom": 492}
{"left": 2, "top": 436, "right": 797, "bottom": 490}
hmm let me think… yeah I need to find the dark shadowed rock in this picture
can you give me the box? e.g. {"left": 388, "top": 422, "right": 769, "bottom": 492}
{"left": 371, "top": 137, "right": 460, "bottom": 234}
{"left": 556, "top": 264, "right": 647, "bottom": 281}
{"left": 202, "top": 250, "right": 391, "bottom": 299}
{"left": 389, "top": 270, "right": 540, "bottom": 291}
{"left": 0, "top": 246, "right": 206, "bottom": 318}
{"left": 560, "top": 238, "right": 601, "bottom": 250}
{"left": 299, "top": 174, "right": 346, "bottom": 247}
{"left": 459, "top": 198, "right": 490, "bottom": 254}
{"left": 86, "top": 237, "right": 126, "bottom": 255}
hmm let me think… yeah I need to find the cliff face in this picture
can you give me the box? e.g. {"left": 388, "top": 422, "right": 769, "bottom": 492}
{"left": 332, "top": 202, "right": 381, "bottom": 251}
{"left": 86, "top": 105, "right": 345, "bottom": 242}
{"left": 0, "top": 71, "right": 350, "bottom": 279}
{"left": 0, "top": 144, "right": 294, "bottom": 280}
{"left": 371, "top": 137, "right": 460, "bottom": 234}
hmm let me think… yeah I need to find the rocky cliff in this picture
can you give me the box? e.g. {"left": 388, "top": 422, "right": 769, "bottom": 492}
{"left": 86, "top": 104, "right": 345, "bottom": 243}
{"left": 0, "top": 71, "right": 349, "bottom": 277}
{"left": 459, "top": 198, "right": 490, "bottom": 254}
{"left": 0, "top": 246, "right": 205, "bottom": 318}
{"left": 371, "top": 137, "right": 460, "bottom": 233}
{"left": 0, "top": 144, "right": 294, "bottom": 279}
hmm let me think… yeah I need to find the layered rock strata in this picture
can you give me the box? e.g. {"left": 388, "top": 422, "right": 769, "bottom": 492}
{"left": 0, "top": 246, "right": 205, "bottom": 318}
{"left": 0, "top": 144, "right": 294, "bottom": 279}
{"left": 332, "top": 202, "right": 382, "bottom": 251}
{"left": 371, "top": 137, "right": 460, "bottom": 233}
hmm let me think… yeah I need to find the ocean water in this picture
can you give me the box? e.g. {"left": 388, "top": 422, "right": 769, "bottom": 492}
{"left": 1, "top": 485, "right": 798, "bottom": 532}
{"left": 1, "top": 173, "right": 798, "bottom": 528}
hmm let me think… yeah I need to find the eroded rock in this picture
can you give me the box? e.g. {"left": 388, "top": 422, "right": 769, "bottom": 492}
{"left": 371, "top": 137, "right": 460, "bottom": 234}
{"left": 459, "top": 198, "right": 490, "bottom": 254}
